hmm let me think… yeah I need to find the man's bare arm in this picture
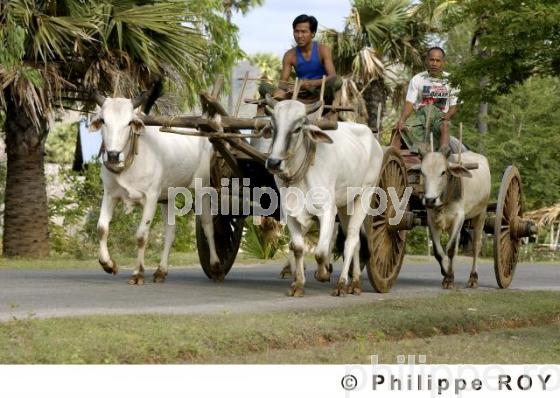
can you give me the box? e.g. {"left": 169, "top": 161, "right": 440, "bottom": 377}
{"left": 277, "top": 50, "right": 294, "bottom": 92}
{"left": 395, "top": 101, "right": 414, "bottom": 131}
{"left": 443, "top": 104, "right": 459, "bottom": 120}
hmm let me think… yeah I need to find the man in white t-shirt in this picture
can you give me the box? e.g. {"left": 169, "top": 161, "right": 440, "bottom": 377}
{"left": 395, "top": 47, "right": 459, "bottom": 156}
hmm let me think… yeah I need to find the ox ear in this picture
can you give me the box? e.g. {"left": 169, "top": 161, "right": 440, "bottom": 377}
{"left": 448, "top": 164, "right": 472, "bottom": 178}
{"left": 89, "top": 116, "right": 103, "bottom": 132}
{"left": 130, "top": 117, "right": 145, "bottom": 134}
{"left": 305, "top": 124, "right": 333, "bottom": 144}
{"left": 261, "top": 123, "right": 273, "bottom": 139}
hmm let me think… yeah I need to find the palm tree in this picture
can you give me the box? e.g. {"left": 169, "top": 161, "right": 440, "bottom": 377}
{"left": 321, "top": 0, "right": 429, "bottom": 129}
{"left": 0, "top": 0, "right": 241, "bottom": 257}
{"left": 246, "top": 52, "right": 282, "bottom": 82}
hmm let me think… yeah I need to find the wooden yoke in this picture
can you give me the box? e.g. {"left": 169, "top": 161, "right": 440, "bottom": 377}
{"left": 142, "top": 75, "right": 339, "bottom": 168}
{"left": 200, "top": 76, "right": 243, "bottom": 175}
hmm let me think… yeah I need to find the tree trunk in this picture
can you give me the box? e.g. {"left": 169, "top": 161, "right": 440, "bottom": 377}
{"left": 473, "top": 24, "right": 489, "bottom": 135}
{"left": 477, "top": 100, "right": 488, "bottom": 134}
{"left": 477, "top": 75, "right": 489, "bottom": 134}
{"left": 225, "top": 3, "right": 234, "bottom": 114}
{"left": 2, "top": 96, "right": 50, "bottom": 257}
{"left": 362, "top": 79, "right": 386, "bottom": 131}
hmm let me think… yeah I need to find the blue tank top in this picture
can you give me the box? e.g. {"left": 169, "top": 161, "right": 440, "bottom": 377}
{"left": 295, "top": 42, "right": 327, "bottom": 80}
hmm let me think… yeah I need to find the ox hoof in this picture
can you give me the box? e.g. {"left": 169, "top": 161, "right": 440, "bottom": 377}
{"left": 279, "top": 264, "right": 292, "bottom": 279}
{"left": 99, "top": 259, "right": 118, "bottom": 275}
{"left": 128, "top": 274, "right": 145, "bottom": 285}
{"left": 332, "top": 279, "right": 347, "bottom": 297}
{"left": 467, "top": 272, "right": 479, "bottom": 289}
{"left": 153, "top": 269, "right": 168, "bottom": 283}
{"left": 211, "top": 272, "right": 225, "bottom": 283}
{"left": 442, "top": 276, "right": 455, "bottom": 290}
{"left": 209, "top": 262, "right": 225, "bottom": 282}
{"left": 314, "top": 268, "right": 331, "bottom": 283}
{"left": 346, "top": 279, "right": 362, "bottom": 295}
{"left": 288, "top": 282, "right": 305, "bottom": 297}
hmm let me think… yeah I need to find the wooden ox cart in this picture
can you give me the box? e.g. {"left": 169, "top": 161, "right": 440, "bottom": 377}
{"left": 142, "top": 76, "right": 536, "bottom": 292}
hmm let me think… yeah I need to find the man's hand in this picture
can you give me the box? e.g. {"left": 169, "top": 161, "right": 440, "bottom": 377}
{"left": 299, "top": 80, "right": 312, "bottom": 90}
{"left": 395, "top": 119, "right": 406, "bottom": 132}
{"left": 272, "top": 89, "right": 287, "bottom": 99}
{"left": 396, "top": 102, "right": 414, "bottom": 132}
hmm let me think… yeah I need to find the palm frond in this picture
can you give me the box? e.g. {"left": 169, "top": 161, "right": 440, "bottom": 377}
{"left": 351, "top": 47, "right": 386, "bottom": 84}
{"left": 241, "top": 217, "right": 289, "bottom": 259}
{"left": 2, "top": 0, "right": 244, "bottom": 123}
{"left": 338, "top": 77, "right": 368, "bottom": 123}
{"left": 246, "top": 52, "right": 282, "bottom": 81}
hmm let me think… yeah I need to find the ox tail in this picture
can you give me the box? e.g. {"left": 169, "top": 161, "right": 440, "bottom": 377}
{"left": 359, "top": 227, "right": 370, "bottom": 265}
{"left": 459, "top": 227, "right": 474, "bottom": 255}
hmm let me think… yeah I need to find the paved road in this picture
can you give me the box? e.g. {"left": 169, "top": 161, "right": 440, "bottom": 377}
{"left": 0, "top": 259, "right": 558, "bottom": 321}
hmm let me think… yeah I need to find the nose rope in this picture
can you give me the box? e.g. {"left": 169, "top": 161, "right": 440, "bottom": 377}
{"left": 426, "top": 172, "right": 462, "bottom": 210}
{"left": 276, "top": 128, "right": 316, "bottom": 185}
{"left": 101, "top": 127, "right": 141, "bottom": 174}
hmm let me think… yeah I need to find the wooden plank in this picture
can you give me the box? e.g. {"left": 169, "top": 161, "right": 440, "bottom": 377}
{"left": 210, "top": 139, "right": 242, "bottom": 176}
{"left": 200, "top": 92, "right": 229, "bottom": 117}
{"left": 141, "top": 115, "right": 221, "bottom": 132}
{"left": 159, "top": 127, "right": 263, "bottom": 139}
{"left": 223, "top": 137, "right": 267, "bottom": 164}
{"left": 235, "top": 71, "right": 249, "bottom": 117}
{"left": 142, "top": 115, "right": 338, "bottom": 131}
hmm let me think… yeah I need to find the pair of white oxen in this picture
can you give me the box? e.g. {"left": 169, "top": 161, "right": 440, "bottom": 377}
{"left": 93, "top": 93, "right": 490, "bottom": 295}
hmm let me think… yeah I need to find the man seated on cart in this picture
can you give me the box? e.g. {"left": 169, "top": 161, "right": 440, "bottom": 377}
{"left": 258, "top": 14, "right": 342, "bottom": 105}
{"left": 395, "top": 46, "right": 460, "bottom": 157}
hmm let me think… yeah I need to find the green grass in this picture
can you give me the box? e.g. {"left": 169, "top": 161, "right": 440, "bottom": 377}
{"left": 217, "top": 323, "right": 560, "bottom": 363}
{"left": 0, "top": 290, "right": 559, "bottom": 364}
{"left": 1, "top": 252, "right": 557, "bottom": 271}
{"left": 0, "top": 251, "right": 282, "bottom": 270}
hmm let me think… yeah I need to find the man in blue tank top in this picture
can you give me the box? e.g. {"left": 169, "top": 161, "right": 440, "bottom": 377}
{"left": 259, "top": 14, "right": 342, "bottom": 105}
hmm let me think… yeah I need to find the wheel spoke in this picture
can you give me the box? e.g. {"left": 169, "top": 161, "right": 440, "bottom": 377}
{"left": 505, "top": 179, "right": 520, "bottom": 218}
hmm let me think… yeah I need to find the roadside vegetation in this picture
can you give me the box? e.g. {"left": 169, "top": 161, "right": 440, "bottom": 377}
{"left": 1, "top": 0, "right": 559, "bottom": 262}
{"left": 0, "top": 290, "right": 558, "bottom": 363}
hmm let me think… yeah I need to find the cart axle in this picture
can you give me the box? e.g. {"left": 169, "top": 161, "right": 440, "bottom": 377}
{"left": 484, "top": 216, "right": 537, "bottom": 238}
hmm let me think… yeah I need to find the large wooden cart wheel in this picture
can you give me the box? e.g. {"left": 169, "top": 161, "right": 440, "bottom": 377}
{"left": 196, "top": 214, "right": 245, "bottom": 280}
{"left": 365, "top": 147, "right": 408, "bottom": 293}
{"left": 493, "top": 165, "right": 525, "bottom": 288}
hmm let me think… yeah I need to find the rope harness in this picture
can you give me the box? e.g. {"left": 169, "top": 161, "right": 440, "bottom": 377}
{"left": 100, "top": 127, "right": 141, "bottom": 174}
{"left": 271, "top": 125, "right": 317, "bottom": 185}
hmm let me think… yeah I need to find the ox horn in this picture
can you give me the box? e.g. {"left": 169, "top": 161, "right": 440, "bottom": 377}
{"left": 93, "top": 91, "right": 106, "bottom": 106}
{"left": 305, "top": 100, "right": 323, "bottom": 115}
{"left": 132, "top": 90, "right": 152, "bottom": 109}
{"left": 265, "top": 94, "right": 279, "bottom": 108}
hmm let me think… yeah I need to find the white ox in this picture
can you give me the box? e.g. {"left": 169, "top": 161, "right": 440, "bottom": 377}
{"left": 91, "top": 92, "right": 219, "bottom": 284}
{"left": 420, "top": 150, "right": 491, "bottom": 289}
{"left": 264, "top": 96, "right": 383, "bottom": 296}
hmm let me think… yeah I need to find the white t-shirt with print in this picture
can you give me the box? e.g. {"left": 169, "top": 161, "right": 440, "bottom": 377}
{"left": 405, "top": 71, "right": 459, "bottom": 113}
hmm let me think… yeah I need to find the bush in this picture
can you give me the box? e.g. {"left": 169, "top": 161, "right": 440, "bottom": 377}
{"left": 48, "top": 161, "right": 196, "bottom": 259}
{"left": 405, "top": 227, "right": 430, "bottom": 255}
{"left": 241, "top": 217, "right": 289, "bottom": 259}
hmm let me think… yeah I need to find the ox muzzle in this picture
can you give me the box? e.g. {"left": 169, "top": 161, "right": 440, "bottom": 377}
{"left": 265, "top": 157, "right": 282, "bottom": 172}
{"left": 106, "top": 150, "right": 123, "bottom": 164}
{"left": 424, "top": 197, "right": 437, "bottom": 209}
